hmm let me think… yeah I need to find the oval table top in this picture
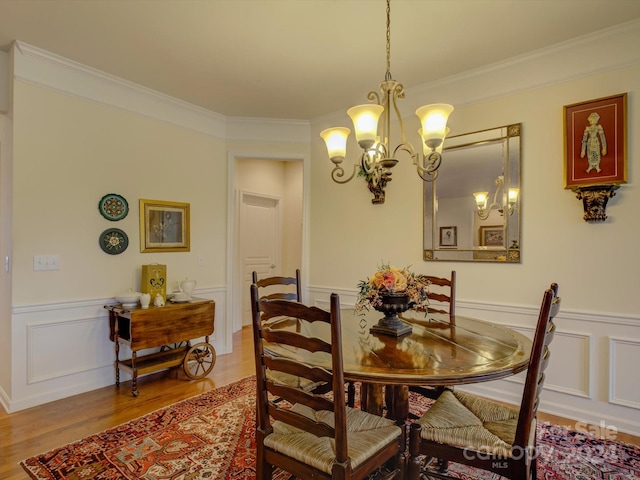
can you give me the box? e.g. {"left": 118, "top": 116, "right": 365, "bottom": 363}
{"left": 265, "top": 308, "right": 532, "bottom": 387}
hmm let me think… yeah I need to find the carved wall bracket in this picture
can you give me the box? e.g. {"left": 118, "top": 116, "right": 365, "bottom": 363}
{"left": 572, "top": 184, "right": 620, "bottom": 222}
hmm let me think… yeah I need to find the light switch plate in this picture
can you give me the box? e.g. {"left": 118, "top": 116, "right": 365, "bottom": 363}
{"left": 33, "top": 255, "right": 60, "bottom": 271}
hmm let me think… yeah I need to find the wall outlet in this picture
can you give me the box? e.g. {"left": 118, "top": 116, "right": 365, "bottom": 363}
{"left": 33, "top": 255, "right": 60, "bottom": 271}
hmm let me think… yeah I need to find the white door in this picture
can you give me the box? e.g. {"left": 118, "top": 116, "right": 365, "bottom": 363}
{"left": 240, "top": 192, "right": 280, "bottom": 326}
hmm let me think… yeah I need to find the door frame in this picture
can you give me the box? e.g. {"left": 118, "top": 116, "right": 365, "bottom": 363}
{"left": 226, "top": 151, "right": 309, "bottom": 343}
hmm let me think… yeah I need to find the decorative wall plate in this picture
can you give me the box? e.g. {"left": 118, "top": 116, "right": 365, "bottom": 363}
{"left": 99, "top": 193, "right": 129, "bottom": 221}
{"left": 100, "top": 228, "right": 129, "bottom": 255}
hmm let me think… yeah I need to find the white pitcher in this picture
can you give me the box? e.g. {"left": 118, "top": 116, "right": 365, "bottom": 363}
{"left": 140, "top": 293, "right": 151, "bottom": 309}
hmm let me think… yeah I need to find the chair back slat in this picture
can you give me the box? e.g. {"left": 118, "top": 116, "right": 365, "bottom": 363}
{"left": 260, "top": 297, "right": 328, "bottom": 323}
{"left": 264, "top": 357, "right": 333, "bottom": 385}
{"left": 263, "top": 329, "right": 332, "bottom": 354}
{"left": 252, "top": 269, "right": 302, "bottom": 302}
{"left": 514, "top": 283, "right": 561, "bottom": 448}
{"left": 267, "top": 381, "right": 335, "bottom": 414}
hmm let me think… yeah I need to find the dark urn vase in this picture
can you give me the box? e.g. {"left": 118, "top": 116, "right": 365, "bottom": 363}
{"left": 370, "top": 293, "right": 413, "bottom": 337}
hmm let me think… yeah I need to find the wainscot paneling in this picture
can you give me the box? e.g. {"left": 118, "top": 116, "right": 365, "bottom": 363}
{"left": 27, "top": 315, "right": 113, "bottom": 384}
{"left": 308, "top": 286, "right": 640, "bottom": 437}
{"left": 609, "top": 336, "right": 640, "bottom": 410}
{"left": 5, "top": 287, "right": 226, "bottom": 413}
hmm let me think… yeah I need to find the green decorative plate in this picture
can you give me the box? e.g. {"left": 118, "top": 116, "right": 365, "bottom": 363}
{"left": 98, "top": 193, "right": 129, "bottom": 221}
{"left": 99, "top": 228, "right": 129, "bottom": 255}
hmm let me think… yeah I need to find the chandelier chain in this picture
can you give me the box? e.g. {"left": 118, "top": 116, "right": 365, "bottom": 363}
{"left": 385, "top": 0, "right": 391, "bottom": 80}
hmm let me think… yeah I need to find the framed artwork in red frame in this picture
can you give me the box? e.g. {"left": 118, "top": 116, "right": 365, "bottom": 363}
{"left": 563, "top": 93, "right": 627, "bottom": 189}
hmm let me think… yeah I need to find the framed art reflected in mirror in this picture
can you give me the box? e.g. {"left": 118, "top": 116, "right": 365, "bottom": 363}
{"left": 439, "top": 226, "right": 457, "bottom": 247}
{"left": 479, "top": 226, "right": 504, "bottom": 247}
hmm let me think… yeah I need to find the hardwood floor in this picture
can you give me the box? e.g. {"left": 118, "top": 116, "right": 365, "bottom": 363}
{"left": 2, "top": 326, "right": 638, "bottom": 479}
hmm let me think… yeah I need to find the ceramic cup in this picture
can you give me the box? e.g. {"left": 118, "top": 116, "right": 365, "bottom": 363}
{"left": 173, "top": 292, "right": 189, "bottom": 302}
{"left": 140, "top": 293, "right": 151, "bottom": 309}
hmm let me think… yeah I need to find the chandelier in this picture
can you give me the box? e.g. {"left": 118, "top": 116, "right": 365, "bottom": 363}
{"left": 320, "top": 0, "right": 454, "bottom": 204}
{"left": 473, "top": 175, "right": 520, "bottom": 220}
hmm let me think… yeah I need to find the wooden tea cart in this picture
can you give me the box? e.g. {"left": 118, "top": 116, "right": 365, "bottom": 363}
{"left": 105, "top": 297, "right": 215, "bottom": 396}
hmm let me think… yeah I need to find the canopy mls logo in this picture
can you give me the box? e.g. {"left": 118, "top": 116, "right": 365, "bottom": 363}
{"left": 461, "top": 421, "right": 621, "bottom": 466}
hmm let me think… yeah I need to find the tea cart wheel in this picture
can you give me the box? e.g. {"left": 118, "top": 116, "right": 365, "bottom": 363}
{"left": 183, "top": 342, "right": 216, "bottom": 379}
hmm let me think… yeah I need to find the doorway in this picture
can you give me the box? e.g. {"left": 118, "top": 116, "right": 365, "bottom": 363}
{"left": 230, "top": 156, "right": 305, "bottom": 332}
{"left": 239, "top": 192, "right": 280, "bottom": 326}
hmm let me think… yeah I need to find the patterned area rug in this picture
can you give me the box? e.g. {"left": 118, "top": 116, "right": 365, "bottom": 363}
{"left": 21, "top": 376, "right": 640, "bottom": 479}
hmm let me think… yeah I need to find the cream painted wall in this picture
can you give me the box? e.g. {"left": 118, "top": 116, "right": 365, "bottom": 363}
{"left": 12, "top": 81, "right": 227, "bottom": 305}
{"left": 310, "top": 63, "right": 639, "bottom": 315}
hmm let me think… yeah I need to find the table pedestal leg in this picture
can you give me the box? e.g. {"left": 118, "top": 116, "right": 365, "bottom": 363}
{"left": 360, "top": 383, "right": 385, "bottom": 416}
{"left": 385, "top": 385, "right": 409, "bottom": 422}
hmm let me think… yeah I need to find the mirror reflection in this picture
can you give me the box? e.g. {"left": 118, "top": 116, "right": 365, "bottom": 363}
{"left": 423, "top": 124, "right": 521, "bottom": 263}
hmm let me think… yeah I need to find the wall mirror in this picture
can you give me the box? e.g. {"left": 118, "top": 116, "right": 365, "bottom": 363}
{"left": 423, "top": 123, "right": 521, "bottom": 263}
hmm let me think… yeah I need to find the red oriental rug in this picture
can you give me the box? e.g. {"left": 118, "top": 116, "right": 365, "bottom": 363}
{"left": 21, "top": 376, "right": 640, "bottom": 479}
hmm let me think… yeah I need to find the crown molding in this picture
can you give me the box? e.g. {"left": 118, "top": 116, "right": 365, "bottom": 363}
{"left": 404, "top": 18, "right": 640, "bottom": 110}
{"left": 9, "top": 17, "right": 640, "bottom": 142}
{"left": 226, "top": 116, "right": 310, "bottom": 143}
{"left": 12, "top": 41, "right": 228, "bottom": 138}
{"left": 313, "top": 19, "right": 640, "bottom": 125}
{"left": 11, "top": 41, "right": 312, "bottom": 143}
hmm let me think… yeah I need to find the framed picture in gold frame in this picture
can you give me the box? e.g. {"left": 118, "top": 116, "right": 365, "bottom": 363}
{"left": 139, "top": 199, "right": 190, "bottom": 252}
{"left": 563, "top": 93, "right": 627, "bottom": 188}
{"left": 479, "top": 225, "right": 504, "bottom": 247}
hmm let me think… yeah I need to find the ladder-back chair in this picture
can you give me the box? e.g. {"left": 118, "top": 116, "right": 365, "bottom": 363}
{"left": 408, "top": 283, "right": 561, "bottom": 480}
{"left": 250, "top": 285, "right": 404, "bottom": 480}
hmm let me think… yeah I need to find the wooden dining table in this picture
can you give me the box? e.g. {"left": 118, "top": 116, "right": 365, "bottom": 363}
{"left": 264, "top": 307, "right": 532, "bottom": 422}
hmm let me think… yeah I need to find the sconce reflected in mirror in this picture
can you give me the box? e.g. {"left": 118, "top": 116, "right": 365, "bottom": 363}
{"left": 473, "top": 175, "right": 519, "bottom": 220}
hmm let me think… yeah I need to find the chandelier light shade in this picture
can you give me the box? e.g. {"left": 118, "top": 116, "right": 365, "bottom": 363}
{"left": 320, "top": 127, "right": 351, "bottom": 164}
{"left": 320, "top": 0, "right": 453, "bottom": 204}
{"left": 416, "top": 104, "right": 455, "bottom": 151}
{"left": 347, "top": 105, "right": 384, "bottom": 149}
{"left": 419, "top": 127, "right": 450, "bottom": 155}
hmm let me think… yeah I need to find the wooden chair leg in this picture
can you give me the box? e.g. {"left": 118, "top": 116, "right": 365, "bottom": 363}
{"left": 347, "top": 381, "right": 356, "bottom": 407}
{"left": 408, "top": 423, "right": 422, "bottom": 480}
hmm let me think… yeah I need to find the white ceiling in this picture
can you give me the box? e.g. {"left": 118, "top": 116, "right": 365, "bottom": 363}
{"left": 2, "top": 0, "right": 640, "bottom": 120}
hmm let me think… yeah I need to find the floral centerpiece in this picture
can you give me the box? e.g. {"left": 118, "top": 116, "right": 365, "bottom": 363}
{"left": 355, "top": 263, "right": 431, "bottom": 313}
